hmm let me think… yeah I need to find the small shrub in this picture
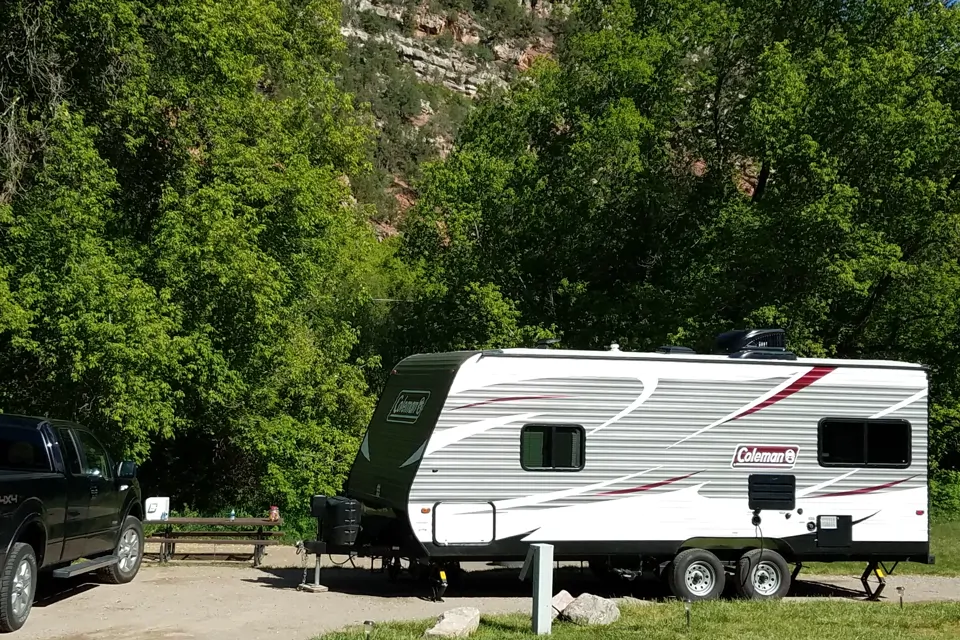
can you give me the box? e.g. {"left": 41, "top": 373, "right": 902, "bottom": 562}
{"left": 931, "top": 469, "right": 960, "bottom": 522}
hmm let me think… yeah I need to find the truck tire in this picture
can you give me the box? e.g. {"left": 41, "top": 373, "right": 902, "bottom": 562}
{"left": 735, "top": 549, "right": 791, "bottom": 600}
{"left": 669, "top": 548, "right": 725, "bottom": 601}
{"left": 0, "top": 542, "right": 37, "bottom": 632}
{"left": 98, "top": 516, "right": 144, "bottom": 585}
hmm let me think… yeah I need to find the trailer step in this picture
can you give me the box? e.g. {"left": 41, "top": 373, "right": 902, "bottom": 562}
{"left": 52, "top": 555, "right": 118, "bottom": 579}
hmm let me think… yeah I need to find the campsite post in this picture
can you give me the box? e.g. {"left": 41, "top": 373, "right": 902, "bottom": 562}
{"left": 520, "top": 543, "right": 554, "bottom": 634}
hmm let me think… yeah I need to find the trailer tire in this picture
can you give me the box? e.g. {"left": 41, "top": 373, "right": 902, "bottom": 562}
{"left": 661, "top": 561, "right": 676, "bottom": 595}
{"left": 669, "top": 549, "right": 725, "bottom": 601}
{"left": 0, "top": 542, "right": 37, "bottom": 632}
{"left": 735, "top": 549, "right": 791, "bottom": 600}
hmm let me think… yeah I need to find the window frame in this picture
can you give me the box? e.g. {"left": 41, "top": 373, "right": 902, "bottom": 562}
{"left": 519, "top": 423, "right": 586, "bottom": 472}
{"left": 56, "top": 428, "right": 84, "bottom": 476}
{"left": 817, "top": 417, "right": 912, "bottom": 469}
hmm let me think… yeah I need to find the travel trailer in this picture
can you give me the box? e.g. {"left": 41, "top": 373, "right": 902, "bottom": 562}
{"left": 311, "top": 329, "right": 933, "bottom": 602}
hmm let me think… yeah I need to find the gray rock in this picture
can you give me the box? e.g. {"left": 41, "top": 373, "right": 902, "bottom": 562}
{"left": 561, "top": 593, "right": 621, "bottom": 626}
{"left": 423, "top": 607, "right": 481, "bottom": 638}
{"left": 615, "top": 596, "right": 655, "bottom": 606}
{"left": 551, "top": 590, "right": 575, "bottom": 619}
{"left": 338, "top": 24, "right": 509, "bottom": 97}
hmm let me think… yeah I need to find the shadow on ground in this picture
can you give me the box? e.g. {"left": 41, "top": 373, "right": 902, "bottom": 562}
{"left": 240, "top": 564, "right": 870, "bottom": 602}
{"left": 33, "top": 576, "right": 101, "bottom": 608}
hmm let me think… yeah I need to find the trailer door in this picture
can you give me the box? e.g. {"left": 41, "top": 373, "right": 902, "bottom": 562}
{"left": 433, "top": 502, "right": 495, "bottom": 545}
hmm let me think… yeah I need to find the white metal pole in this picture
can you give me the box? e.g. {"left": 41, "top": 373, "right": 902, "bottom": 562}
{"left": 520, "top": 543, "right": 554, "bottom": 635}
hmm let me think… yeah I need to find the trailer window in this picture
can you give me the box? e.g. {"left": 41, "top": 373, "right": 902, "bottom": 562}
{"left": 520, "top": 424, "right": 584, "bottom": 471}
{"left": 818, "top": 418, "right": 911, "bottom": 468}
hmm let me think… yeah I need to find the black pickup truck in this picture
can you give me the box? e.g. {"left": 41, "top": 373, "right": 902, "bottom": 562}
{"left": 0, "top": 414, "right": 144, "bottom": 632}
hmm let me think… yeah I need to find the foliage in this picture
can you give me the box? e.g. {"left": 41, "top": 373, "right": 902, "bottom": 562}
{"left": 332, "top": 32, "right": 474, "bottom": 221}
{"left": 401, "top": 0, "right": 960, "bottom": 481}
{"left": 3, "top": 0, "right": 960, "bottom": 532}
{"left": 931, "top": 471, "right": 960, "bottom": 523}
{"left": 430, "top": 0, "right": 549, "bottom": 38}
{"left": 0, "top": 0, "right": 383, "bottom": 531}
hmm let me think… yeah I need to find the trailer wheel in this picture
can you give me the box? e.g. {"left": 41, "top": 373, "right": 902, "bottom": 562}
{"left": 660, "top": 561, "right": 675, "bottom": 595}
{"left": 669, "top": 549, "right": 725, "bottom": 601}
{"left": 735, "top": 549, "right": 791, "bottom": 600}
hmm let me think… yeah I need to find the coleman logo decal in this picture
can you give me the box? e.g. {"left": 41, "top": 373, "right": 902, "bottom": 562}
{"left": 387, "top": 390, "right": 431, "bottom": 424}
{"left": 731, "top": 444, "right": 799, "bottom": 468}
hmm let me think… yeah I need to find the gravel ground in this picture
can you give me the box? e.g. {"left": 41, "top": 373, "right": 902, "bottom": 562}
{"left": 15, "top": 545, "right": 960, "bottom": 640}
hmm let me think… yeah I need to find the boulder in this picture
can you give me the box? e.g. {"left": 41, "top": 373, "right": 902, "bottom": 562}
{"left": 551, "top": 589, "right": 575, "bottom": 619}
{"left": 423, "top": 607, "right": 481, "bottom": 638}
{"left": 561, "top": 593, "right": 620, "bottom": 626}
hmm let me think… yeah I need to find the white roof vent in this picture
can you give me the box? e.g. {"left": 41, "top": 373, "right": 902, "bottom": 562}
{"left": 608, "top": 342, "right": 620, "bottom": 352}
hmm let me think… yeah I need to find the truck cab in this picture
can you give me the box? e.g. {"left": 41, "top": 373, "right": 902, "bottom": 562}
{"left": 0, "top": 415, "right": 144, "bottom": 632}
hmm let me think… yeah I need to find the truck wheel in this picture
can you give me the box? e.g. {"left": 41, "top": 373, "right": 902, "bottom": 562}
{"left": 0, "top": 542, "right": 37, "bottom": 632}
{"left": 669, "top": 548, "right": 725, "bottom": 601}
{"left": 735, "top": 549, "right": 791, "bottom": 600}
{"left": 98, "top": 516, "right": 144, "bottom": 585}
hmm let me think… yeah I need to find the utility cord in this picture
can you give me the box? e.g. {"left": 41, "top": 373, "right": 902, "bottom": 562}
{"left": 739, "top": 513, "right": 765, "bottom": 591}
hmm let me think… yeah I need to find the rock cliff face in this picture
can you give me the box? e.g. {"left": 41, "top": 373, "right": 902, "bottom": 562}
{"left": 337, "top": 0, "right": 565, "bottom": 225}
{"left": 343, "top": 0, "right": 558, "bottom": 95}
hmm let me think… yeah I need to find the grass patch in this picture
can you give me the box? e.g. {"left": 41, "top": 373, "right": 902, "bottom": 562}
{"left": 318, "top": 600, "right": 960, "bottom": 640}
{"left": 805, "top": 520, "right": 959, "bottom": 577}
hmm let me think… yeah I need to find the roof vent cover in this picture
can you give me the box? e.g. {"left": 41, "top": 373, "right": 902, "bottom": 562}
{"left": 716, "top": 329, "right": 796, "bottom": 360}
{"left": 716, "top": 329, "right": 786, "bottom": 354}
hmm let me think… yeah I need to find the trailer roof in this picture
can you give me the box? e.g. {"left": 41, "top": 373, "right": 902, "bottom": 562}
{"left": 480, "top": 347, "right": 927, "bottom": 370}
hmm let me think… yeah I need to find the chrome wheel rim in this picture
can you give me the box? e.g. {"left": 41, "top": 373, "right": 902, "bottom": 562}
{"left": 752, "top": 561, "right": 781, "bottom": 596}
{"left": 118, "top": 529, "right": 140, "bottom": 573}
{"left": 684, "top": 561, "right": 716, "bottom": 596}
{"left": 11, "top": 558, "right": 32, "bottom": 618}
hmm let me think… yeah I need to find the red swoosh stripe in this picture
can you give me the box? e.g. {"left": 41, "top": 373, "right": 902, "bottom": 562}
{"left": 811, "top": 476, "right": 915, "bottom": 499}
{"left": 453, "top": 395, "right": 568, "bottom": 410}
{"left": 725, "top": 366, "right": 835, "bottom": 423}
{"left": 599, "top": 471, "right": 702, "bottom": 496}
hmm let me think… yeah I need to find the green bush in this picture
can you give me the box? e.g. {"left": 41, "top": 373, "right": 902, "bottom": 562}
{"left": 931, "top": 470, "right": 960, "bottom": 523}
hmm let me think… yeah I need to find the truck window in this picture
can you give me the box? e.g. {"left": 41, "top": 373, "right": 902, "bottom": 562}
{"left": 57, "top": 428, "right": 83, "bottom": 475}
{"left": 0, "top": 425, "right": 52, "bottom": 472}
{"left": 74, "top": 430, "right": 112, "bottom": 479}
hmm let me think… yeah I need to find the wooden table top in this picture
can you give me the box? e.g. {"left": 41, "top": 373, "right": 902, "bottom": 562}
{"left": 144, "top": 517, "right": 283, "bottom": 526}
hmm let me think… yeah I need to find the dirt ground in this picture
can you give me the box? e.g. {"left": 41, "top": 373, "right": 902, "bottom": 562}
{"left": 17, "top": 545, "right": 960, "bottom": 640}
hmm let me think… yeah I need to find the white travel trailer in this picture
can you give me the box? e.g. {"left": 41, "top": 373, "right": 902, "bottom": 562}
{"left": 313, "top": 329, "right": 934, "bottom": 602}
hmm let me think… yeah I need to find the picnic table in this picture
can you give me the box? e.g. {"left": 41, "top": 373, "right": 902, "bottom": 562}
{"left": 144, "top": 517, "right": 284, "bottom": 567}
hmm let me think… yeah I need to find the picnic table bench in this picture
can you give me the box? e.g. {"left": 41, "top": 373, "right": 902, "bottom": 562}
{"left": 144, "top": 517, "right": 284, "bottom": 567}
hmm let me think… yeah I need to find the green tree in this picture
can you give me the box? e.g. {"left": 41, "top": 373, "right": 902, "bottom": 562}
{"left": 0, "top": 0, "right": 388, "bottom": 528}
{"left": 400, "top": 0, "right": 960, "bottom": 489}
